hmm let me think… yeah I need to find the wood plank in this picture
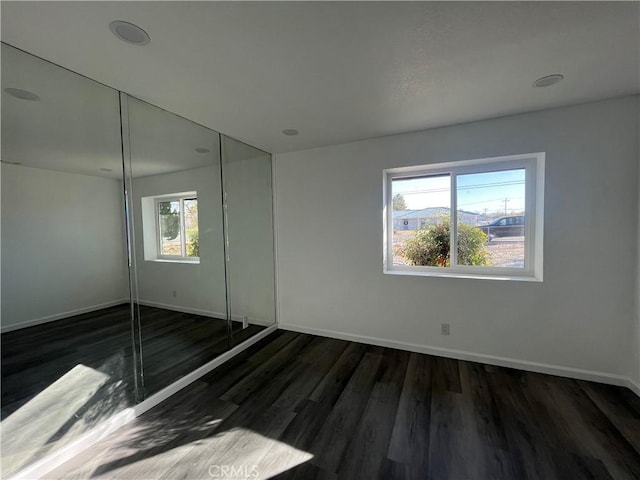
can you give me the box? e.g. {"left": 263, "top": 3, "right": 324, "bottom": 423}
{"left": 308, "top": 342, "right": 368, "bottom": 406}
{"left": 207, "top": 407, "right": 297, "bottom": 474}
{"left": 338, "top": 381, "right": 402, "bottom": 479}
{"left": 310, "top": 349, "right": 383, "bottom": 472}
{"left": 462, "top": 362, "right": 510, "bottom": 450}
{"left": 457, "top": 361, "right": 520, "bottom": 479}
{"left": 578, "top": 380, "right": 640, "bottom": 456}
{"left": 269, "top": 461, "right": 337, "bottom": 480}
{"left": 272, "top": 338, "right": 350, "bottom": 412}
{"left": 379, "top": 458, "right": 408, "bottom": 480}
{"left": 219, "top": 334, "right": 315, "bottom": 404}
{"left": 486, "top": 368, "right": 570, "bottom": 479}
{"left": 388, "top": 353, "right": 432, "bottom": 474}
{"left": 431, "top": 355, "right": 462, "bottom": 393}
{"left": 525, "top": 374, "right": 640, "bottom": 478}
{"left": 276, "top": 400, "right": 333, "bottom": 453}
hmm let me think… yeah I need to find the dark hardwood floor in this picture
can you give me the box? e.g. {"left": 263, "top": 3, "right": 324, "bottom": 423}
{"left": 46, "top": 331, "right": 640, "bottom": 480}
{"left": 0, "top": 304, "right": 265, "bottom": 477}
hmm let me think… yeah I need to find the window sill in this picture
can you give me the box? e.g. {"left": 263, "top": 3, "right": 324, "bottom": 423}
{"left": 147, "top": 258, "right": 200, "bottom": 265}
{"left": 383, "top": 268, "right": 542, "bottom": 282}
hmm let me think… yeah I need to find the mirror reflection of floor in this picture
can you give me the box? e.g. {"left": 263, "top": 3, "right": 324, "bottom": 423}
{"left": 0, "top": 304, "right": 265, "bottom": 477}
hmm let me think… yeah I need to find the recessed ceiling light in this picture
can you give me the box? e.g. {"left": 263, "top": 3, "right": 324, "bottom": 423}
{"left": 195, "top": 147, "right": 210, "bottom": 153}
{"left": 109, "top": 20, "right": 151, "bottom": 46}
{"left": 533, "top": 74, "right": 564, "bottom": 88}
{"left": 100, "top": 168, "right": 113, "bottom": 172}
{"left": 4, "top": 88, "right": 40, "bottom": 101}
{"left": 282, "top": 129, "right": 299, "bottom": 136}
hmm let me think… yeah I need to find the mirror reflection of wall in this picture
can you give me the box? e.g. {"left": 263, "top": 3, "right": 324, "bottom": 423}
{"left": 1, "top": 44, "right": 133, "bottom": 476}
{"left": 125, "top": 96, "right": 230, "bottom": 396}
{"left": 222, "top": 136, "right": 276, "bottom": 346}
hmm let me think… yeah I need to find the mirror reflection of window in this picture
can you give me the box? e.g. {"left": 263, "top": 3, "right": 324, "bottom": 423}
{"left": 156, "top": 196, "right": 199, "bottom": 259}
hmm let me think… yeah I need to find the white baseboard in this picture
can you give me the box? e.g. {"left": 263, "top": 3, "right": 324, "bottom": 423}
{"left": 279, "top": 323, "right": 640, "bottom": 394}
{"left": 7, "top": 324, "right": 278, "bottom": 480}
{"left": 229, "top": 314, "right": 274, "bottom": 327}
{"left": 136, "top": 300, "right": 226, "bottom": 319}
{"left": 138, "top": 300, "right": 274, "bottom": 327}
{"left": 0, "top": 300, "right": 129, "bottom": 333}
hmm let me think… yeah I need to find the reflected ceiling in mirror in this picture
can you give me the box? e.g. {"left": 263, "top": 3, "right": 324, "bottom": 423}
{"left": 127, "top": 96, "right": 220, "bottom": 178}
{"left": 1, "top": 43, "right": 122, "bottom": 178}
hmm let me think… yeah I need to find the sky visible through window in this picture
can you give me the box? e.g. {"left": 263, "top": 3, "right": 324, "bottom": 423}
{"left": 393, "top": 169, "right": 525, "bottom": 214}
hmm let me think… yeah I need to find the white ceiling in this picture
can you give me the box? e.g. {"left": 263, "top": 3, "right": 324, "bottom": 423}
{"left": 2, "top": 1, "right": 639, "bottom": 154}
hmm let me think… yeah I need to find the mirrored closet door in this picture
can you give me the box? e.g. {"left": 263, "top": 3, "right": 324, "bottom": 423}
{"left": 221, "top": 136, "right": 276, "bottom": 347}
{"left": 1, "top": 44, "right": 134, "bottom": 476}
{"left": 1, "top": 44, "right": 278, "bottom": 477}
{"left": 123, "top": 95, "right": 230, "bottom": 397}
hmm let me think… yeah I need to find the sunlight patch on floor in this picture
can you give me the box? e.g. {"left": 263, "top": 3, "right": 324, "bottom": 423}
{"left": 202, "top": 426, "right": 314, "bottom": 480}
{"left": 99, "top": 425, "right": 314, "bottom": 480}
{"left": 1, "top": 364, "right": 109, "bottom": 476}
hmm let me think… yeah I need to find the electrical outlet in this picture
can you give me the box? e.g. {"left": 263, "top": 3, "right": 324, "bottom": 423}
{"left": 441, "top": 323, "right": 450, "bottom": 336}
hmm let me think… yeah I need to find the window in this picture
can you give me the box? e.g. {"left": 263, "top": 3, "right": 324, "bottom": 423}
{"left": 384, "top": 153, "right": 544, "bottom": 281}
{"left": 141, "top": 192, "right": 199, "bottom": 263}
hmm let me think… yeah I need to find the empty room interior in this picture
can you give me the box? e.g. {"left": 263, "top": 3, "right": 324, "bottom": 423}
{"left": 1, "top": 2, "right": 639, "bottom": 479}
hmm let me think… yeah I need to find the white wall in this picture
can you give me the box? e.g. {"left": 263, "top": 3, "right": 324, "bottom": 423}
{"left": 131, "top": 165, "right": 227, "bottom": 318}
{"left": 1, "top": 164, "right": 129, "bottom": 331}
{"left": 275, "top": 96, "right": 640, "bottom": 384}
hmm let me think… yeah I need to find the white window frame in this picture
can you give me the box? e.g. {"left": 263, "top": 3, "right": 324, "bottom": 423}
{"left": 383, "top": 152, "right": 544, "bottom": 281}
{"left": 154, "top": 195, "right": 200, "bottom": 262}
{"left": 141, "top": 191, "right": 200, "bottom": 264}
